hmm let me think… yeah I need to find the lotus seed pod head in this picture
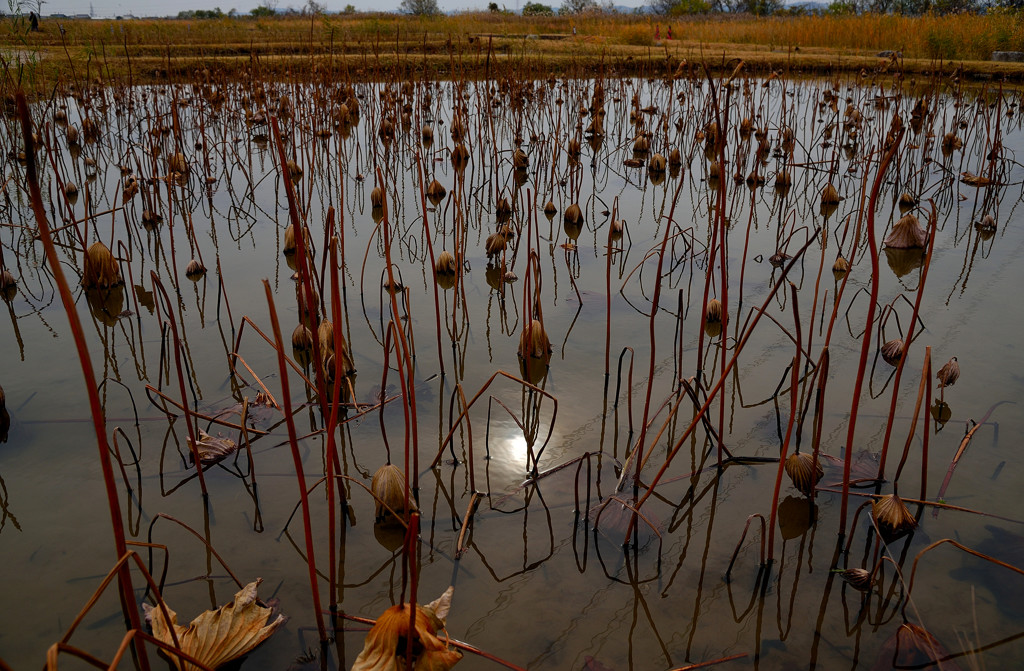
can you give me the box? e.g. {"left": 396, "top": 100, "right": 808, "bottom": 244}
{"left": 785, "top": 452, "right": 823, "bottom": 496}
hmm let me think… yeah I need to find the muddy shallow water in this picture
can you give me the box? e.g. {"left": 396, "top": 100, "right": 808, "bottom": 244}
{"left": 1, "top": 74, "right": 1024, "bottom": 670}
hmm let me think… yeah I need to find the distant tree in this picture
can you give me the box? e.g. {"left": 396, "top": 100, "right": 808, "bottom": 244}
{"left": 522, "top": 0, "right": 554, "bottom": 12}
{"left": 399, "top": 0, "right": 440, "bottom": 13}
{"left": 303, "top": 0, "right": 326, "bottom": 13}
{"left": 826, "top": 0, "right": 857, "bottom": 12}
{"left": 488, "top": 1, "right": 499, "bottom": 9}
{"left": 559, "top": 0, "right": 597, "bottom": 13}
{"left": 179, "top": 7, "right": 225, "bottom": 18}
{"left": 343, "top": 2, "right": 357, "bottom": 10}
{"left": 250, "top": 4, "right": 277, "bottom": 15}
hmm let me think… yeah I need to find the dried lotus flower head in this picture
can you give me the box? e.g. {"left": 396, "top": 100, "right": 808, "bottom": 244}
{"left": 168, "top": 152, "right": 188, "bottom": 174}
{"left": 66, "top": 125, "right": 80, "bottom": 145}
{"left": 371, "top": 463, "right": 416, "bottom": 522}
{"left": 832, "top": 567, "right": 875, "bottom": 592}
{"left": 184, "top": 259, "right": 206, "bottom": 280}
{"left": 898, "top": 192, "right": 919, "bottom": 210}
{"left": 610, "top": 219, "right": 625, "bottom": 242}
{"left": 881, "top": 339, "right": 904, "bottom": 366}
{"left": 975, "top": 213, "right": 996, "bottom": 239}
{"left": 567, "top": 138, "right": 581, "bottom": 159}
{"left": 832, "top": 255, "right": 850, "bottom": 278}
{"left": 512, "top": 148, "right": 528, "bottom": 170}
{"left": 941, "top": 132, "right": 962, "bottom": 154}
{"left": 318, "top": 319, "right": 334, "bottom": 356}
{"left": 668, "top": 147, "right": 682, "bottom": 167}
{"left": 485, "top": 232, "right": 507, "bottom": 258}
{"left": 144, "top": 579, "right": 284, "bottom": 671}
{"left": 785, "top": 452, "right": 823, "bottom": 496}
{"left": 421, "top": 124, "right": 433, "bottom": 145}
{"left": 632, "top": 134, "right": 650, "bottom": 154}
{"left": 872, "top": 493, "right": 917, "bottom": 538}
{"left": 1, "top": 268, "right": 16, "bottom": 299}
{"left": 290, "top": 323, "right": 313, "bottom": 353}
{"left": 564, "top": 203, "right": 584, "bottom": 228}
{"left": 451, "top": 143, "right": 470, "bottom": 171}
{"left": 426, "top": 179, "right": 447, "bottom": 205}
{"left": 82, "top": 241, "right": 123, "bottom": 289}
{"left": 884, "top": 213, "right": 928, "bottom": 249}
{"left": 648, "top": 153, "right": 667, "bottom": 173}
{"left": 64, "top": 181, "right": 79, "bottom": 204}
{"left": 286, "top": 159, "right": 303, "bottom": 181}
{"left": 543, "top": 200, "right": 557, "bottom": 218}
{"left": 936, "top": 357, "right": 959, "bottom": 388}
{"left": 435, "top": 250, "right": 457, "bottom": 276}
{"left": 774, "top": 169, "right": 792, "bottom": 190}
{"left": 370, "top": 186, "right": 385, "bottom": 209}
{"left": 769, "top": 251, "right": 791, "bottom": 267}
{"left": 820, "top": 183, "right": 840, "bottom": 205}
{"left": 495, "top": 196, "right": 512, "bottom": 219}
{"left": 518, "top": 319, "right": 551, "bottom": 360}
{"left": 122, "top": 175, "right": 139, "bottom": 203}
{"left": 352, "top": 587, "right": 462, "bottom": 671}
{"left": 705, "top": 298, "right": 724, "bottom": 324}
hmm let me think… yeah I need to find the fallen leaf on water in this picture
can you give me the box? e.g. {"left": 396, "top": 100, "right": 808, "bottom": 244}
{"left": 352, "top": 586, "right": 462, "bottom": 671}
{"left": 960, "top": 172, "right": 993, "bottom": 187}
{"left": 143, "top": 579, "right": 285, "bottom": 671}
{"left": 188, "top": 429, "right": 238, "bottom": 464}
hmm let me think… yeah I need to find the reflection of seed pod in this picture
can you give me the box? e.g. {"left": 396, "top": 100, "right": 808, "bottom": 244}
{"left": 884, "top": 213, "right": 928, "bottom": 249}
{"left": 291, "top": 324, "right": 313, "bottom": 351}
{"left": 872, "top": 493, "right": 916, "bottom": 538}
{"left": 881, "top": 339, "right": 904, "bottom": 366}
{"left": 884, "top": 247, "right": 926, "bottom": 278}
{"left": 82, "top": 241, "right": 123, "bottom": 289}
{"left": 833, "top": 568, "right": 875, "bottom": 592}
{"left": 371, "top": 463, "right": 415, "bottom": 522}
{"left": 785, "top": 452, "right": 823, "bottom": 496}
{"left": 426, "top": 179, "right": 446, "bottom": 205}
{"left": 185, "top": 259, "right": 206, "bottom": 280}
{"left": 832, "top": 256, "right": 850, "bottom": 278}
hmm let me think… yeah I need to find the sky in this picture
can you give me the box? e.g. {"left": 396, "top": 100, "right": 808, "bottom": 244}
{"left": 24, "top": 0, "right": 647, "bottom": 18}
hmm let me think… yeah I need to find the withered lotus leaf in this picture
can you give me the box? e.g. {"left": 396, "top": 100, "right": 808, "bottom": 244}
{"left": 143, "top": 579, "right": 285, "bottom": 671}
{"left": 188, "top": 429, "right": 238, "bottom": 464}
{"left": 352, "top": 587, "right": 462, "bottom": 671}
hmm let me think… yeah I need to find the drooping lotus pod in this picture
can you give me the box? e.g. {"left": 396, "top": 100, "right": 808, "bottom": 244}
{"left": 785, "top": 452, "right": 823, "bottom": 496}
{"left": 512, "top": 148, "right": 528, "bottom": 170}
{"left": 185, "top": 259, "right": 206, "bottom": 280}
{"left": 881, "top": 339, "right": 904, "bottom": 366}
{"left": 872, "top": 493, "right": 917, "bottom": 538}
{"left": 936, "top": 357, "right": 960, "bottom": 388}
{"left": 821, "top": 183, "right": 840, "bottom": 205}
{"left": 370, "top": 186, "right": 385, "bottom": 209}
{"left": 832, "top": 567, "right": 875, "bottom": 592}
{"left": 82, "top": 241, "right": 123, "bottom": 289}
{"left": 831, "top": 253, "right": 849, "bottom": 275}
{"left": 518, "top": 319, "right": 551, "bottom": 360}
{"left": 884, "top": 213, "right": 928, "bottom": 249}
{"left": 371, "top": 463, "right": 416, "bottom": 522}
{"left": 426, "top": 179, "right": 447, "bottom": 205}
